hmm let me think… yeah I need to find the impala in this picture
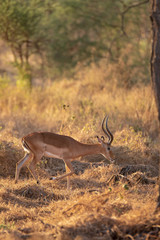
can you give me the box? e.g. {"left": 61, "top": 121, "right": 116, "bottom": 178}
{"left": 15, "top": 115, "right": 114, "bottom": 189}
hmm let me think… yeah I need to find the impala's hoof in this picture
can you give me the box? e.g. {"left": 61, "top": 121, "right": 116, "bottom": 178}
{"left": 50, "top": 177, "right": 56, "bottom": 180}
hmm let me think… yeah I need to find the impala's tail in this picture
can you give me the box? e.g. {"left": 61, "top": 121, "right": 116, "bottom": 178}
{"left": 21, "top": 138, "right": 31, "bottom": 153}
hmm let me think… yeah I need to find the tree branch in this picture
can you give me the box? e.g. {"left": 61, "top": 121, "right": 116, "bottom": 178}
{"left": 121, "top": 0, "right": 149, "bottom": 35}
{"left": 122, "top": 0, "right": 149, "bottom": 15}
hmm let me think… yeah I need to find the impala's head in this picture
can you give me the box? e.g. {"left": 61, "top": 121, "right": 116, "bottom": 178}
{"left": 97, "top": 115, "right": 115, "bottom": 163}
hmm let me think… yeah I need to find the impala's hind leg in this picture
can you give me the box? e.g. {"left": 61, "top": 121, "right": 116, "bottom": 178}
{"left": 15, "top": 152, "right": 33, "bottom": 183}
{"left": 27, "top": 154, "right": 42, "bottom": 184}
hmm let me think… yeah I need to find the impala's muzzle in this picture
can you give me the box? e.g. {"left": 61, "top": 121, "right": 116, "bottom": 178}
{"left": 108, "top": 151, "right": 115, "bottom": 163}
{"left": 102, "top": 151, "right": 115, "bottom": 164}
{"left": 110, "top": 158, "right": 115, "bottom": 164}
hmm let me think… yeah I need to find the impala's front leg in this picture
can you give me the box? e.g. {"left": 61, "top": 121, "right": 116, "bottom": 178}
{"left": 65, "top": 163, "right": 71, "bottom": 190}
{"left": 50, "top": 159, "right": 74, "bottom": 190}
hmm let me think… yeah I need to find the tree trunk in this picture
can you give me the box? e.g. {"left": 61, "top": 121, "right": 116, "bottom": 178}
{"left": 150, "top": 0, "right": 160, "bottom": 212}
{"left": 150, "top": 0, "right": 160, "bottom": 122}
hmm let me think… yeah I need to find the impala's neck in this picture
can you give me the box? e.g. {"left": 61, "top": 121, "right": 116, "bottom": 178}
{"left": 75, "top": 143, "right": 102, "bottom": 158}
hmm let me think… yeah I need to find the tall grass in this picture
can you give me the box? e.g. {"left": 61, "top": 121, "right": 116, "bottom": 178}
{"left": 0, "top": 64, "right": 158, "bottom": 169}
{"left": 0, "top": 64, "right": 157, "bottom": 137}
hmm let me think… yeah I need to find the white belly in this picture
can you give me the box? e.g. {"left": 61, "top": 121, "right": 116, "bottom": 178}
{"left": 44, "top": 151, "right": 62, "bottom": 159}
{"left": 44, "top": 145, "right": 67, "bottom": 159}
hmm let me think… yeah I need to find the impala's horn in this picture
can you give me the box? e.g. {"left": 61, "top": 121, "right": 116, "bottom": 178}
{"left": 102, "top": 115, "right": 113, "bottom": 145}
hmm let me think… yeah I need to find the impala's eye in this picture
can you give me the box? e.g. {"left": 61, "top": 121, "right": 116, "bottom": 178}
{"left": 107, "top": 147, "right": 110, "bottom": 151}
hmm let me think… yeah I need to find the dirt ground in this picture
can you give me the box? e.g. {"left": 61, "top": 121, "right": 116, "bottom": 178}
{"left": 0, "top": 135, "right": 160, "bottom": 240}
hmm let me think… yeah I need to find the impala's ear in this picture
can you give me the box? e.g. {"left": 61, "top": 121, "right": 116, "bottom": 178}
{"left": 96, "top": 136, "right": 103, "bottom": 143}
{"left": 101, "top": 136, "right": 105, "bottom": 141}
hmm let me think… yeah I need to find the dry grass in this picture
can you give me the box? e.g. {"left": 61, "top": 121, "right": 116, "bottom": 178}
{"left": 0, "top": 64, "right": 160, "bottom": 239}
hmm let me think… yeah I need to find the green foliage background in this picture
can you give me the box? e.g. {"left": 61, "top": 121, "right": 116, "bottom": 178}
{"left": 0, "top": 0, "right": 150, "bottom": 87}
